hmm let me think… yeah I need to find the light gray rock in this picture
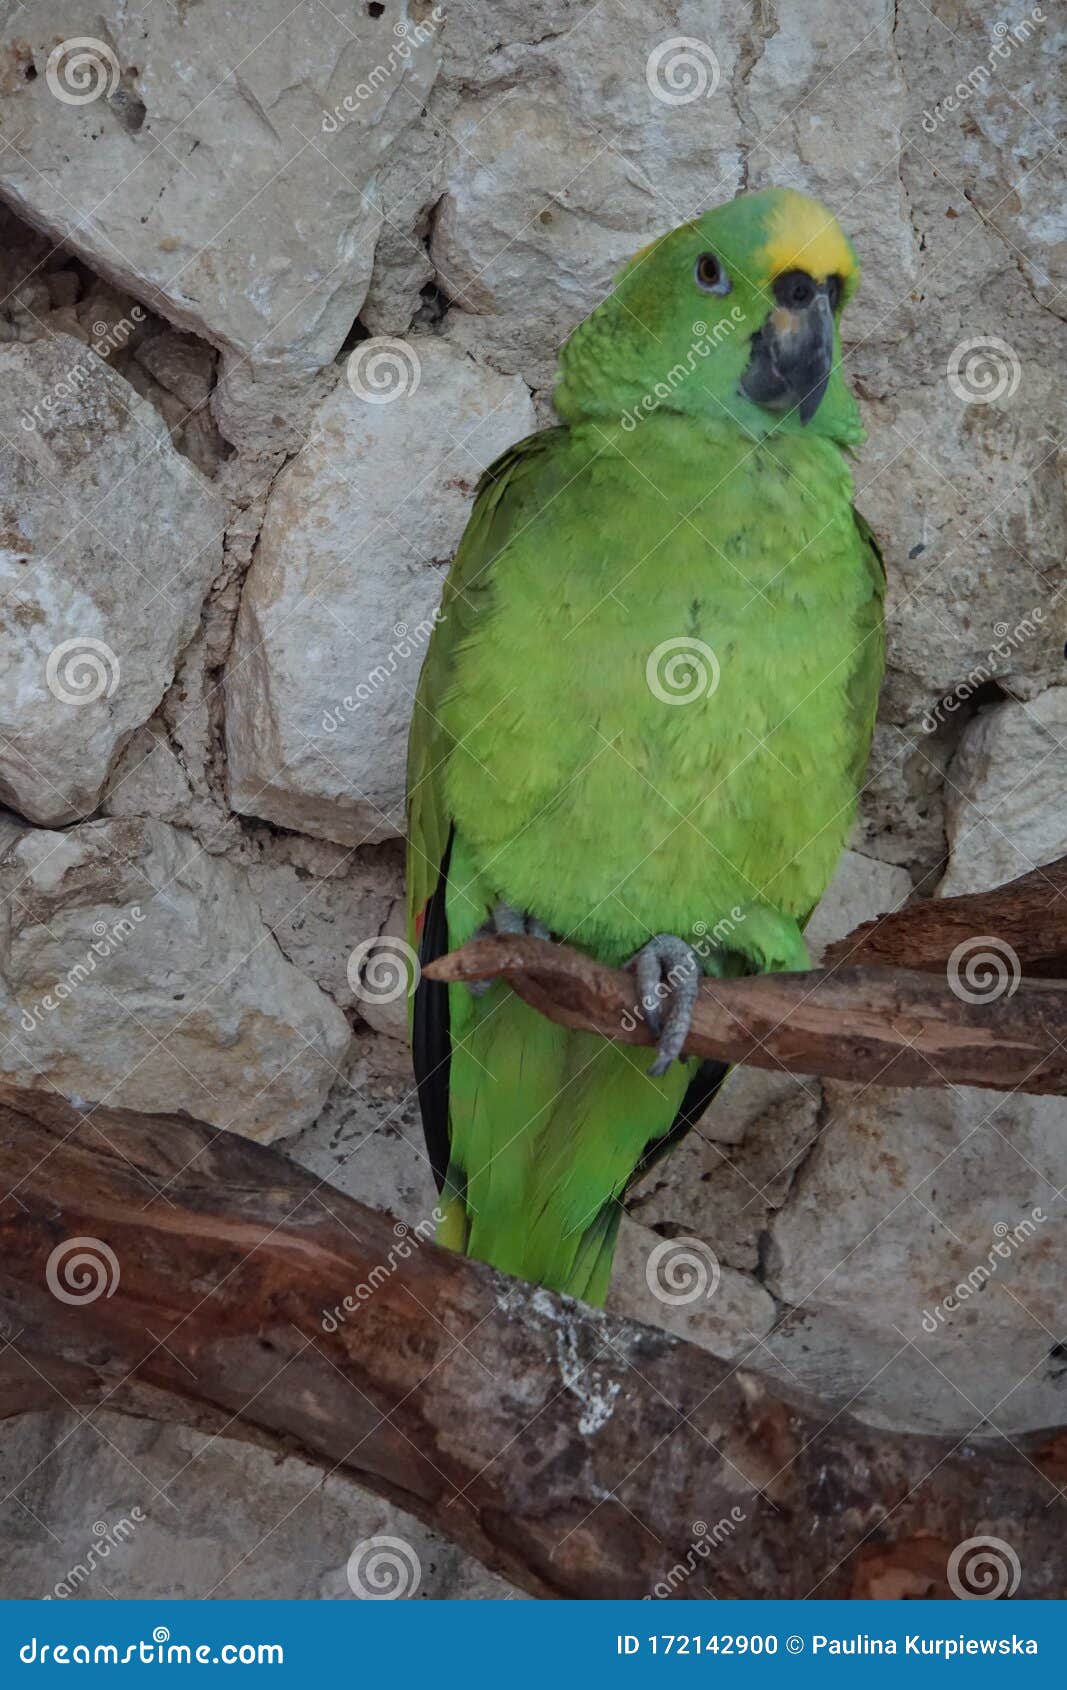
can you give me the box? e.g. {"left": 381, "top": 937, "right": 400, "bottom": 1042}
{"left": 0, "top": 1409, "right": 510, "bottom": 1599}
{"left": 245, "top": 842, "right": 405, "bottom": 1027}
{"left": 609, "top": 1218, "right": 776, "bottom": 1363}
{"left": 432, "top": 0, "right": 746, "bottom": 389}
{"left": 224, "top": 338, "right": 535, "bottom": 844}
{"left": 856, "top": 385, "right": 1066, "bottom": 723}
{"left": 740, "top": 0, "right": 915, "bottom": 347}
{"left": 804, "top": 847, "right": 914, "bottom": 961}
{"left": 287, "top": 1031, "right": 438, "bottom": 1224}
{"left": 0, "top": 3, "right": 441, "bottom": 449}
{"left": 0, "top": 336, "right": 224, "bottom": 825}
{"left": 0, "top": 817, "right": 351, "bottom": 1142}
{"left": 940, "top": 689, "right": 1067, "bottom": 896}
{"left": 852, "top": 0, "right": 1067, "bottom": 751}
{"left": 895, "top": 0, "right": 1067, "bottom": 325}
{"left": 763, "top": 1080, "right": 1067, "bottom": 1437}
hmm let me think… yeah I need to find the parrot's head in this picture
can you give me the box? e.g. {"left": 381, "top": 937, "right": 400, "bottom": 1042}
{"left": 555, "top": 187, "right": 863, "bottom": 447}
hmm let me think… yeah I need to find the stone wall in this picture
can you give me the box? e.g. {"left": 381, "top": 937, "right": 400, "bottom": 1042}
{"left": 0, "top": 0, "right": 1063, "bottom": 1597}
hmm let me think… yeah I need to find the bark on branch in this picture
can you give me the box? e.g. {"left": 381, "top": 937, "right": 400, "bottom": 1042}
{"left": 824, "top": 854, "right": 1067, "bottom": 976}
{"left": 0, "top": 1084, "right": 1064, "bottom": 1600}
{"left": 426, "top": 936, "right": 1067, "bottom": 1094}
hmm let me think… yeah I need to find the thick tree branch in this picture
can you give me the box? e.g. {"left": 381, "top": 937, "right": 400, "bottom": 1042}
{"left": 0, "top": 1084, "right": 1063, "bottom": 1599}
{"left": 824, "top": 854, "right": 1067, "bottom": 976}
{"left": 426, "top": 936, "right": 1067, "bottom": 1093}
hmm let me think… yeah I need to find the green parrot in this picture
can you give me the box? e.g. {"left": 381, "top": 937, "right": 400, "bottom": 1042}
{"left": 406, "top": 186, "right": 885, "bottom": 1304}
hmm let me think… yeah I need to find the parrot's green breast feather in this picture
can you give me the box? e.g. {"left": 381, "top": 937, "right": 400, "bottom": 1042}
{"left": 433, "top": 416, "right": 883, "bottom": 962}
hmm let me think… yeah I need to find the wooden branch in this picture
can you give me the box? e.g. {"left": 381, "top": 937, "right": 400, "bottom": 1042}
{"left": 426, "top": 935, "right": 1067, "bottom": 1093}
{"left": 0, "top": 1083, "right": 1063, "bottom": 1599}
{"left": 826, "top": 853, "right": 1067, "bottom": 975}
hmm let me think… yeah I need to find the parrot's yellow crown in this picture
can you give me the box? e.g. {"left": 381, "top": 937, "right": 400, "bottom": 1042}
{"left": 759, "top": 188, "right": 858, "bottom": 290}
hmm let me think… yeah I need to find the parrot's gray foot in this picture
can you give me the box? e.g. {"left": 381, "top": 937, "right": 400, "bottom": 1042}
{"left": 629, "top": 934, "right": 701, "bottom": 1076}
{"left": 469, "top": 902, "right": 551, "bottom": 995}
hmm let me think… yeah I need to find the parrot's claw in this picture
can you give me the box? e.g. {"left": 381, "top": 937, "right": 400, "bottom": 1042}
{"left": 629, "top": 934, "right": 701, "bottom": 1076}
{"left": 468, "top": 902, "right": 551, "bottom": 994}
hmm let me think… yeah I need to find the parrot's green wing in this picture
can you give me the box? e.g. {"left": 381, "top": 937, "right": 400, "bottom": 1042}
{"left": 406, "top": 428, "right": 582, "bottom": 1201}
{"left": 405, "top": 428, "right": 566, "bottom": 950}
{"left": 407, "top": 425, "right": 706, "bottom": 1293}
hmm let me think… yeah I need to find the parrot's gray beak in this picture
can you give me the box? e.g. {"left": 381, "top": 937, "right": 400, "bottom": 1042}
{"left": 740, "top": 284, "right": 836, "bottom": 424}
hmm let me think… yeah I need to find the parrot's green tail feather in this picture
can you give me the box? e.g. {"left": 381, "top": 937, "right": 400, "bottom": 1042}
{"left": 440, "top": 980, "right": 693, "bottom": 1303}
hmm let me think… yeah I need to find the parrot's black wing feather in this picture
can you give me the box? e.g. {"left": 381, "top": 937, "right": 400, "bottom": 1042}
{"left": 412, "top": 830, "right": 454, "bottom": 1193}
{"left": 628, "top": 1059, "right": 731, "bottom": 1188}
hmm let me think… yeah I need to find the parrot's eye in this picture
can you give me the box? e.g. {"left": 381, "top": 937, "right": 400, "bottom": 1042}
{"left": 826, "top": 274, "right": 843, "bottom": 310}
{"left": 694, "top": 252, "right": 731, "bottom": 295}
{"left": 773, "top": 270, "right": 817, "bottom": 309}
